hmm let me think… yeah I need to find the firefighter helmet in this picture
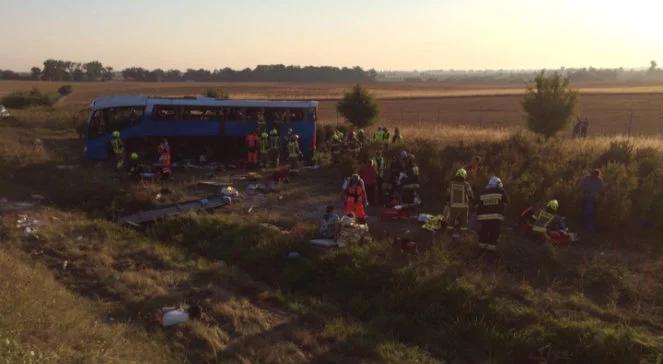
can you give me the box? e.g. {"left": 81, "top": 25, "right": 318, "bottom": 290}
{"left": 130, "top": 152, "right": 139, "bottom": 160}
{"left": 112, "top": 131, "right": 120, "bottom": 138}
{"left": 456, "top": 168, "right": 467, "bottom": 178}
{"left": 547, "top": 199, "right": 559, "bottom": 211}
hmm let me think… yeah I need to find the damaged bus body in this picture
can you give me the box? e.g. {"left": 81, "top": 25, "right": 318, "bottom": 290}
{"left": 84, "top": 96, "right": 318, "bottom": 162}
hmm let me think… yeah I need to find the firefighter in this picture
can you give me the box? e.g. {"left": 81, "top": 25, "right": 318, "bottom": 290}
{"left": 127, "top": 152, "right": 141, "bottom": 178}
{"left": 531, "top": 200, "right": 562, "bottom": 239}
{"left": 382, "top": 128, "right": 391, "bottom": 146}
{"left": 446, "top": 168, "right": 474, "bottom": 232}
{"left": 476, "top": 176, "right": 510, "bottom": 251}
{"left": 372, "top": 127, "right": 384, "bottom": 143}
{"left": 287, "top": 134, "right": 303, "bottom": 170}
{"left": 110, "top": 130, "right": 125, "bottom": 171}
{"left": 392, "top": 127, "right": 403, "bottom": 144}
{"left": 346, "top": 131, "right": 360, "bottom": 158}
{"left": 371, "top": 151, "right": 387, "bottom": 204}
{"left": 402, "top": 153, "right": 420, "bottom": 204}
{"left": 357, "top": 129, "right": 367, "bottom": 147}
{"left": 342, "top": 173, "right": 367, "bottom": 222}
{"left": 158, "top": 141, "right": 171, "bottom": 179}
{"left": 245, "top": 128, "right": 259, "bottom": 168}
{"left": 269, "top": 128, "right": 280, "bottom": 168}
{"left": 259, "top": 131, "right": 270, "bottom": 168}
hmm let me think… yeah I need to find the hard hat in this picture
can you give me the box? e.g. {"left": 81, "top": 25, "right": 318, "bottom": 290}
{"left": 112, "top": 131, "right": 120, "bottom": 138}
{"left": 488, "top": 176, "right": 503, "bottom": 188}
{"left": 261, "top": 132, "right": 269, "bottom": 138}
{"left": 130, "top": 152, "right": 138, "bottom": 160}
{"left": 270, "top": 129, "right": 278, "bottom": 135}
{"left": 294, "top": 134, "right": 300, "bottom": 140}
{"left": 456, "top": 168, "right": 467, "bottom": 178}
{"left": 288, "top": 128, "right": 293, "bottom": 134}
{"left": 547, "top": 200, "right": 559, "bottom": 211}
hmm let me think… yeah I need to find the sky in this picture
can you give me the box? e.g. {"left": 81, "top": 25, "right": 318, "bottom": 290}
{"left": 2, "top": 0, "right": 663, "bottom": 72}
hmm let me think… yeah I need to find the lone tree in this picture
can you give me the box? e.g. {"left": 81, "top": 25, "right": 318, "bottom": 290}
{"left": 336, "top": 84, "right": 379, "bottom": 128}
{"left": 522, "top": 71, "right": 578, "bottom": 139}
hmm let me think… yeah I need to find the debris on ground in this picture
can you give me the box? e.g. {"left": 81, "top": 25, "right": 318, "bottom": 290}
{"left": 16, "top": 214, "right": 45, "bottom": 239}
{"left": 118, "top": 196, "right": 230, "bottom": 226}
{"left": 309, "top": 238, "right": 337, "bottom": 248}
{"left": 55, "top": 164, "right": 76, "bottom": 170}
{"left": 0, "top": 199, "right": 37, "bottom": 213}
{"left": 160, "top": 305, "right": 202, "bottom": 327}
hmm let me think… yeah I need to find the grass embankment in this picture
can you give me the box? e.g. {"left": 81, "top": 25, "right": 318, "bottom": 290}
{"left": 2, "top": 106, "right": 663, "bottom": 362}
{"left": 151, "top": 132, "right": 663, "bottom": 363}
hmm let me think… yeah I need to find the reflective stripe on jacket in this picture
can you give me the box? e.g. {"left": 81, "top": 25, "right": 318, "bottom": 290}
{"left": 259, "top": 137, "right": 269, "bottom": 153}
{"left": 477, "top": 188, "right": 510, "bottom": 221}
{"left": 287, "top": 141, "right": 300, "bottom": 158}
{"left": 449, "top": 181, "right": 471, "bottom": 208}
{"left": 532, "top": 209, "right": 556, "bottom": 233}
{"left": 111, "top": 137, "right": 124, "bottom": 155}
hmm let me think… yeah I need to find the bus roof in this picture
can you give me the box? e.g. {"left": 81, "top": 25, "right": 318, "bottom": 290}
{"left": 91, "top": 96, "right": 318, "bottom": 110}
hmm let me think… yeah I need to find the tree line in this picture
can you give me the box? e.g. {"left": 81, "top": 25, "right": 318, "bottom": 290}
{"left": 0, "top": 59, "right": 378, "bottom": 83}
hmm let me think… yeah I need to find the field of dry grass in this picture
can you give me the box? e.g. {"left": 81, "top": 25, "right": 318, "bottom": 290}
{"left": 2, "top": 80, "right": 662, "bottom": 136}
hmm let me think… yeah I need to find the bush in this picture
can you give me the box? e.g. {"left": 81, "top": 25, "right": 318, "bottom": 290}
{"left": 336, "top": 84, "right": 379, "bottom": 128}
{"left": 57, "top": 85, "right": 73, "bottom": 96}
{"left": 204, "top": 88, "right": 229, "bottom": 99}
{"left": 1, "top": 89, "right": 58, "bottom": 109}
{"left": 522, "top": 71, "right": 578, "bottom": 139}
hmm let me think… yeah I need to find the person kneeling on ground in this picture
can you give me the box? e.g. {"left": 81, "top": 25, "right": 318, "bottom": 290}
{"left": 527, "top": 199, "right": 577, "bottom": 245}
{"left": 319, "top": 205, "right": 340, "bottom": 240}
{"left": 476, "top": 176, "right": 510, "bottom": 251}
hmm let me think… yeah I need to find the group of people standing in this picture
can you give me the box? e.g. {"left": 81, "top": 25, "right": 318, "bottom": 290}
{"left": 109, "top": 130, "right": 171, "bottom": 180}
{"left": 245, "top": 127, "right": 303, "bottom": 170}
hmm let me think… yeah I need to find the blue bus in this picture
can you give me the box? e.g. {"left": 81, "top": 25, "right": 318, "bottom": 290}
{"left": 84, "top": 96, "right": 318, "bottom": 162}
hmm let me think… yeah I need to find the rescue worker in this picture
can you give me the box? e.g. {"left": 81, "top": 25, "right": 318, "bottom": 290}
{"left": 245, "top": 129, "right": 259, "bottom": 168}
{"left": 127, "top": 152, "right": 141, "bottom": 178}
{"left": 357, "top": 129, "right": 367, "bottom": 147}
{"left": 359, "top": 158, "right": 378, "bottom": 206}
{"left": 110, "top": 130, "right": 125, "bottom": 171}
{"left": 446, "top": 168, "right": 474, "bottom": 232}
{"left": 579, "top": 169, "right": 605, "bottom": 232}
{"left": 346, "top": 131, "right": 361, "bottom": 158}
{"left": 402, "top": 154, "right": 420, "bottom": 204}
{"left": 158, "top": 138, "right": 170, "bottom": 155}
{"left": 319, "top": 205, "right": 341, "bottom": 240}
{"left": 259, "top": 131, "right": 270, "bottom": 168}
{"left": 269, "top": 128, "right": 280, "bottom": 168}
{"left": 392, "top": 127, "right": 403, "bottom": 144}
{"left": 158, "top": 141, "right": 171, "bottom": 179}
{"left": 531, "top": 200, "right": 562, "bottom": 240}
{"left": 372, "top": 127, "right": 384, "bottom": 143}
{"left": 371, "top": 151, "right": 387, "bottom": 205}
{"left": 476, "top": 176, "right": 510, "bottom": 251}
{"left": 287, "top": 134, "right": 303, "bottom": 170}
{"left": 342, "top": 173, "right": 367, "bottom": 222}
{"left": 382, "top": 128, "right": 391, "bottom": 146}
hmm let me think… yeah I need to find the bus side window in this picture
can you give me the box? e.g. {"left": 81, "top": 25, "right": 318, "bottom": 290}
{"left": 88, "top": 110, "right": 106, "bottom": 138}
{"left": 107, "top": 107, "right": 144, "bottom": 131}
{"left": 153, "top": 106, "right": 178, "bottom": 121}
{"left": 183, "top": 107, "right": 220, "bottom": 121}
{"left": 290, "top": 109, "right": 304, "bottom": 121}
